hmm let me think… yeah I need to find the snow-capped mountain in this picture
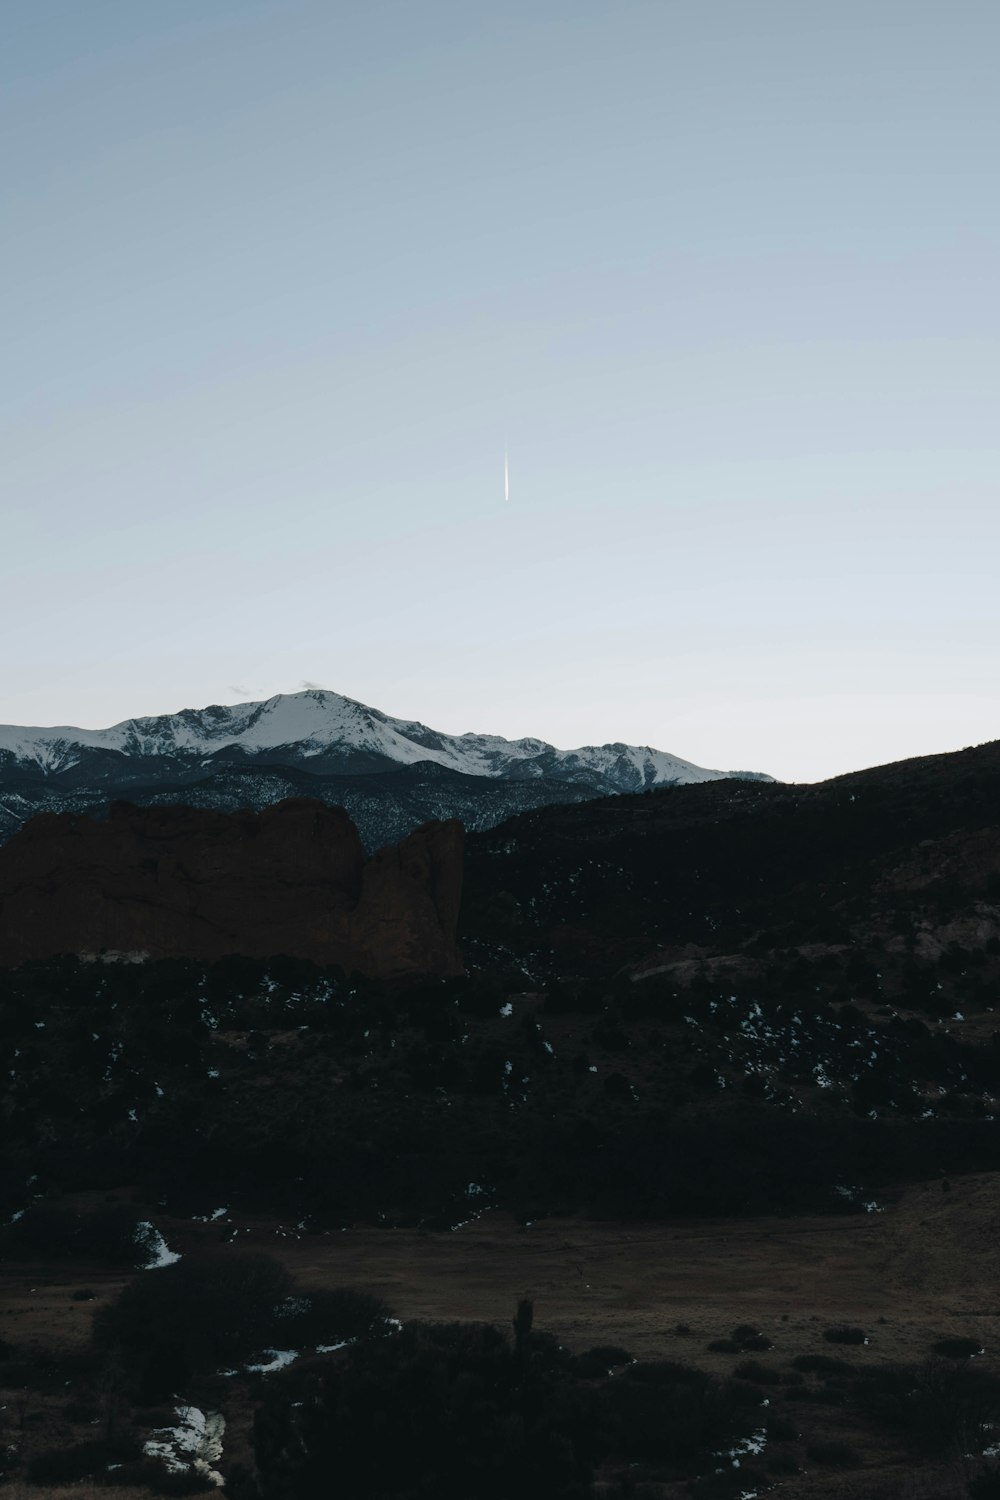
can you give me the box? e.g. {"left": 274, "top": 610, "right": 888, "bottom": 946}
{"left": 0, "top": 691, "right": 772, "bottom": 849}
{"left": 0, "top": 689, "right": 768, "bottom": 789}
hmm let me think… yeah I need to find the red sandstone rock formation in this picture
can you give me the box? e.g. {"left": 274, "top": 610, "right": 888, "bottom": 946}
{"left": 0, "top": 798, "right": 463, "bottom": 978}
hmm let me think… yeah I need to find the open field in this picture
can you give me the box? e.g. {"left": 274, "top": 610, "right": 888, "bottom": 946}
{"left": 8, "top": 1172, "right": 1000, "bottom": 1361}
{"left": 4, "top": 1173, "right": 1000, "bottom": 1496}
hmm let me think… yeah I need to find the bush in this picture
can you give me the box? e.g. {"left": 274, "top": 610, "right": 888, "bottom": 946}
{"left": 274, "top": 1287, "right": 391, "bottom": 1345}
{"left": 824, "top": 1325, "right": 867, "bottom": 1345}
{"left": 734, "top": 1360, "right": 782, "bottom": 1385}
{"left": 933, "top": 1337, "right": 984, "bottom": 1359}
{"left": 624, "top": 1360, "right": 713, "bottom": 1387}
{"left": 726, "top": 1378, "right": 768, "bottom": 1408}
{"left": 792, "top": 1353, "right": 854, "bottom": 1374}
{"left": 6, "top": 1203, "right": 151, "bottom": 1264}
{"left": 969, "top": 1467, "right": 1000, "bottom": 1498}
{"left": 27, "top": 1437, "right": 138, "bottom": 1484}
{"left": 575, "top": 1344, "right": 633, "bottom": 1374}
{"left": 689, "top": 1466, "right": 768, "bottom": 1498}
{"left": 765, "top": 1413, "right": 799, "bottom": 1441}
{"left": 64, "top": 1398, "right": 101, "bottom": 1423}
{"left": 784, "top": 1384, "right": 846, "bottom": 1405}
{"left": 727, "top": 1324, "right": 772, "bottom": 1351}
{"left": 104, "top": 1458, "right": 216, "bottom": 1493}
{"left": 805, "top": 1441, "right": 862, "bottom": 1467}
{"left": 95, "top": 1251, "right": 293, "bottom": 1398}
{"left": 707, "top": 1340, "right": 740, "bottom": 1354}
{"left": 581, "top": 1350, "right": 629, "bottom": 1374}
{"left": 600, "top": 1368, "right": 756, "bottom": 1468}
{"left": 766, "top": 1453, "right": 802, "bottom": 1474}
{"left": 253, "top": 1318, "right": 595, "bottom": 1500}
{"left": 855, "top": 1360, "right": 1000, "bottom": 1457}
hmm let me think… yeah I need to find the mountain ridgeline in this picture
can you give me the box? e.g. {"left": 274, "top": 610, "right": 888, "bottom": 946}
{"left": 0, "top": 689, "right": 772, "bottom": 851}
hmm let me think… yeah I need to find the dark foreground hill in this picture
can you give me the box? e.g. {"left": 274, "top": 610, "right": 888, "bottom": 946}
{"left": 462, "top": 736, "right": 1000, "bottom": 979}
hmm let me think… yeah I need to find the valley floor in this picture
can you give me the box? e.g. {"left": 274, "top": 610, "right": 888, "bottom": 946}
{"left": 5, "top": 1173, "right": 1000, "bottom": 1497}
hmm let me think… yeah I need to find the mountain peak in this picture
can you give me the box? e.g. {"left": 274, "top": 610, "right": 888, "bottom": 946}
{"left": 0, "top": 689, "right": 771, "bottom": 791}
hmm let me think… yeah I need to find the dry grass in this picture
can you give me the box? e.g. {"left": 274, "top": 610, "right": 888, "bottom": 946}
{"left": 5, "top": 1171, "right": 1000, "bottom": 1498}
{"left": 0, "top": 1489, "right": 153, "bottom": 1500}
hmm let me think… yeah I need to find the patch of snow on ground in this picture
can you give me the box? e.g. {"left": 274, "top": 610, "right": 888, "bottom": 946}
{"left": 137, "top": 1221, "right": 180, "bottom": 1268}
{"left": 246, "top": 1349, "right": 298, "bottom": 1373}
{"left": 143, "top": 1405, "right": 224, "bottom": 1487}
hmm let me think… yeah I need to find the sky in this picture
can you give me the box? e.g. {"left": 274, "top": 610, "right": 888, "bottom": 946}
{"left": 2, "top": 0, "right": 998, "bottom": 783}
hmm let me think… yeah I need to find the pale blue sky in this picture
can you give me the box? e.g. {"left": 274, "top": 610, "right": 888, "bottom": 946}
{"left": 3, "top": 1, "right": 998, "bottom": 781}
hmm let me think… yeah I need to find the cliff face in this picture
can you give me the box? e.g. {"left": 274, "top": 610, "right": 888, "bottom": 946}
{"left": 0, "top": 798, "right": 463, "bottom": 978}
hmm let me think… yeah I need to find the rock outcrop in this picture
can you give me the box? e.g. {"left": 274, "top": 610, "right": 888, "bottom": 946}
{"left": 0, "top": 798, "right": 463, "bottom": 977}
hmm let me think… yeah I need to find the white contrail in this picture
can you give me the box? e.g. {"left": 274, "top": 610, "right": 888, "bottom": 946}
{"left": 504, "top": 446, "right": 509, "bottom": 503}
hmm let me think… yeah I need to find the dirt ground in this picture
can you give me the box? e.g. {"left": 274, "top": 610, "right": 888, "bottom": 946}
{"left": 4, "top": 1172, "right": 1000, "bottom": 1497}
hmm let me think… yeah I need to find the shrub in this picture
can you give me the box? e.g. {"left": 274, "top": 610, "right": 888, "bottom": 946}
{"left": 969, "top": 1467, "right": 1000, "bottom": 1498}
{"left": 104, "top": 1458, "right": 216, "bottom": 1493}
{"left": 95, "top": 1251, "right": 293, "bottom": 1399}
{"left": 585, "top": 1344, "right": 632, "bottom": 1365}
{"left": 792, "top": 1353, "right": 854, "bottom": 1374}
{"left": 689, "top": 1466, "right": 768, "bottom": 1498}
{"left": 824, "top": 1325, "right": 867, "bottom": 1345}
{"left": 147, "top": 1470, "right": 217, "bottom": 1496}
{"left": 855, "top": 1361, "right": 1000, "bottom": 1457}
{"left": 726, "top": 1379, "right": 768, "bottom": 1408}
{"left": 274, "top": 1287, "right": 391, "bottom": 1345}
{"left": 766, "top": 1453, "right": 802, "bottom": 1474}
{"left": 573, "top": 1352, "right": 616, "bottom": 1378}
{"left": 253, "top": 1318, "right": 596, "bottom": 1499}
{"left": 729, "top": 1324, "right": 773, "bottom": 1351}
{"left": 600, "top": 1367, "right": 756, "bottom": 1468}
{"left": 933, "top": 1337, "right": 984, "bottom": 1359}
{"left": 707, "top": 1340, "right": 740, "bottom": 1354}
{"left": 64, "top": 1398, "right": 101, "bottom": 1423}
{"left": 6, "top": 1203, "right": 154, "bottom": 1266}
{"left": 805, "top": 1441, "right": 862, "bottom": 1467}
{"left": 624, "top": 1360, "right": 713, "bottom": 1388}
{"left": 26, "top": 1437, "right": 138, "bottom": 1484}
{"left": 765, "top": 1413, "right": 799, "bottom": 1442}
{"left": 733, "top": 1360, "right": 781, "bottom": 1385}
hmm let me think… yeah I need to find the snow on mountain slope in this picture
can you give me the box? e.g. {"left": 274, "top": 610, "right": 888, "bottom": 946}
{"left": 0, "top": 690, "right": 771, "bottom": 791}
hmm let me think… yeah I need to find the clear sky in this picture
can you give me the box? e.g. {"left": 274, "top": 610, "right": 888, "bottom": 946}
{"left": 3, "top": 1, "right": 998, "bottom": 782}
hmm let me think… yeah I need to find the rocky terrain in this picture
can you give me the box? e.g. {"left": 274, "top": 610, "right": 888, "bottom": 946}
{"left": 0, "top": 799, "right": 463, "bottom": 977}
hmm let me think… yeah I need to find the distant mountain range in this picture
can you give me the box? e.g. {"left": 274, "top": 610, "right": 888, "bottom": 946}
{"left": 0, "top": 689, "right": 772, "bottom": 848}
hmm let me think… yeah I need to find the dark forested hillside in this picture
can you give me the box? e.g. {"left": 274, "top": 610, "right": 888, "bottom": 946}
{"left": 462, "top": 738, "right": 1000, "bottom": 975}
